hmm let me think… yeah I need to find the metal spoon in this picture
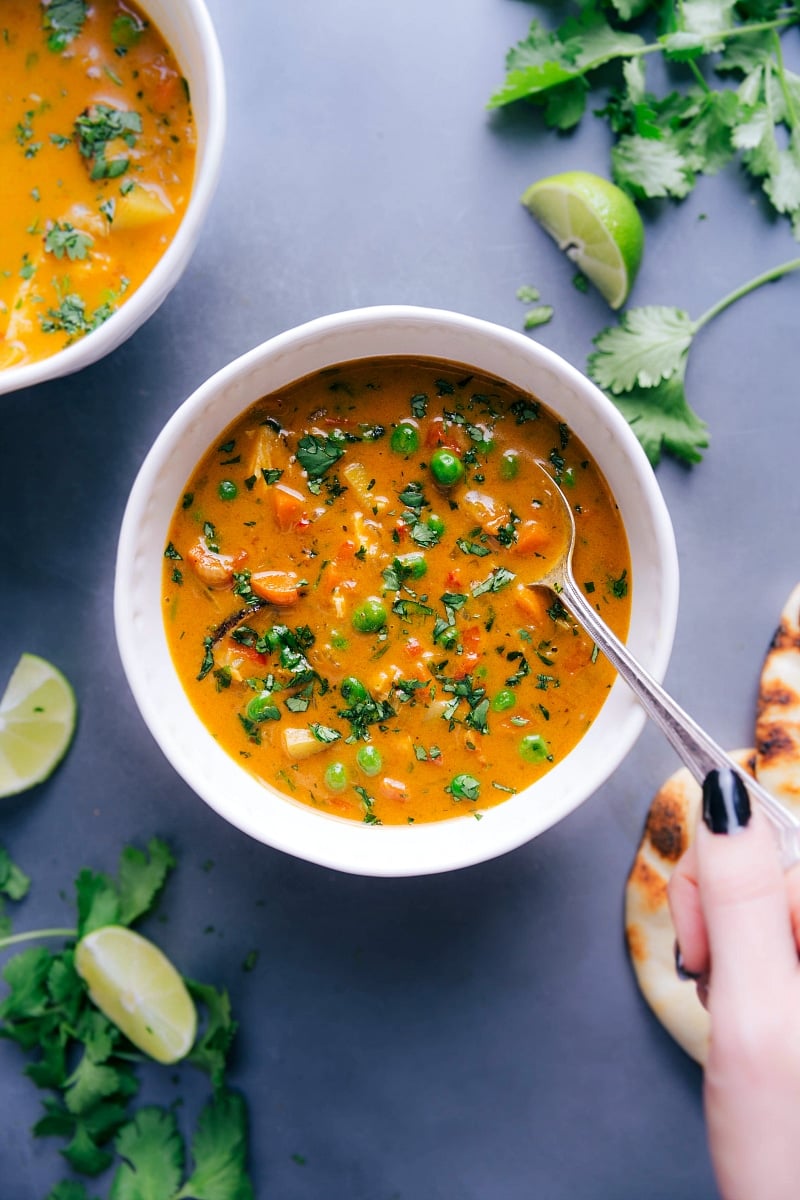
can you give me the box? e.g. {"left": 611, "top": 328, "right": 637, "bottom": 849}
{"left": 529, "top": 465, "right": 800, "bottom": 867}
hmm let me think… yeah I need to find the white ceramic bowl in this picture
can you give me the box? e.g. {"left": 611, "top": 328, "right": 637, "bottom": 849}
{"left": 115, "top": 306, "right": 679, "bottom": 877}
{"left": 0, "top": 0, "right": 225, "bottom": 397}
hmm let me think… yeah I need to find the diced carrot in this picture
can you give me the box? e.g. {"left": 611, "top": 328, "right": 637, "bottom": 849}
{"left": 379, "top": 776, "right": 408, "bottom": 801}
{"left": 226, "top": 640, "right": 268, "bottom": 666}
{"left": 272, "top": 483, "right": 306, "bottom": 531}
{"left": 452, "top": 653, "right": 480, "bottom": 680}
{"left": 250, "top": 570, "right": 301, "bottom": 606}
{"left": 152, "top": 69, "right": 182, "bottom": 112}
{"left": 425, "top": 417, "right": 466, "bottom": 451}
{"left": 514, "top": 584, "right": 550, "bottom": 626}
{"left": 461, "top": 625, "right": 482, "bottom": 653}
{"left": 514, "top": 519, "right": 556, "bottom": 556}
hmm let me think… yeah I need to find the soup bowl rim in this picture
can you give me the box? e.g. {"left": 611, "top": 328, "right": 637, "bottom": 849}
{"left": 114, "top": 303, "right": 679, "bottom": 876}
{"left": 0, "top": 0, "right": 226, "bottom": 397}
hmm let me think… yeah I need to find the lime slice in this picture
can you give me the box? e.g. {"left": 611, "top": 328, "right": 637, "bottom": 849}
{"left": 75, "top": 925, "right": 197, "bottom": 1064}
{"left": 0, "top": 653, "right": 77, "bottom": 798}
{"left": 521, "top": 171, "right": 644, "bottom": 309}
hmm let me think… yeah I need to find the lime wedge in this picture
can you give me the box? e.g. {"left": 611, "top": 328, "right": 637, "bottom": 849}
{"left": 75, "top": 925, "right": 197, "bottom": 1064}
{"left": 521, "top": 171, "right": 644, "bottom": 309}
{"left": 0, "top": 653, "right": 77, "bottom": 798}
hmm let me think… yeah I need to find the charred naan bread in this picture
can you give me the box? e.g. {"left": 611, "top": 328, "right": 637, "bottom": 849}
{"left": 755, "top": 582, "right": 800, "bottom": 816}
{"left": 626, "top": 580, "right": 800, "bottom": 1064}
{"left": 624, "top": 750, "right": 756, "bottom": 1066}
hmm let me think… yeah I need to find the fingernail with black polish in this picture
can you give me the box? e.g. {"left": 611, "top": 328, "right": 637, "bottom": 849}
{"left": 702, "top": 767, "right": 751, "bottom": 835}
{"left": 674, "top": 940, "right": 701, "bottom": 982}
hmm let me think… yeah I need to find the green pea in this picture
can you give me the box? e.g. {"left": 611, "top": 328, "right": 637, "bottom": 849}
{"left": 263, "top": 627, "right": 283, "bottom": 651}
{"left": 500, "top": 450, "right": 520, "bottom": 480}
{"left": 356, "top": 745, "right": 383, "bottom": 776}
{"left": 340, "top": 676, "right": 368, "bottom": 705}
{"left": 519, "top": 733, "right": 549, "bottom": 763}
{"left": 324, "top": 761, "right": 349, "bottom": 792}
{"left": 352, "top": 597, "right": 387, "bottom": 633}
{"left": 397, "top": 551, "right": 427, "bottom": 579}
{"left": 390, "top": 422, "right": 420, "bottom": 455}
{"left": 435, "top": 625, "right": 458, "bottom": 650}
{"left": 218, "top": 479, "right": 238, "bottom": 501}
{"left": 246, "top": 692, "right": 280, "bottom": 723}
{"left": 449, "top": 773, "right": 481, "bottom": 801}
{"left": 427, "top": 513, "right": 446, "bottom": 536}
{"left": 492, "top": 689, "right": 516, "bottom": 712}
{"left": 429, "top": 447, "right": 464, "bottom": 487}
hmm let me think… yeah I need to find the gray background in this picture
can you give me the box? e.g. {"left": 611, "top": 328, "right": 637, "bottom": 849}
{"left": 3, "top": 1, "right": 800, "bottom": 1196}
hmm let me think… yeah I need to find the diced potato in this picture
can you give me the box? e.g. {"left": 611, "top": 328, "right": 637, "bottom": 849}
{"left": 343, "top": 462, "right": 389, "bottom": 514}
{"left": 282, "top": 727, "right": 332, "bottom": 760}
{"left": 112, "top": 186, "right": 174, "bottom": 230}
{"left": 371, "top": 664, "right": 403, "bottom": 701}
{"left": 0, "top": 340, "right": 24, "bottom": 369}
{"left": 351, "top": 511, "right": 383, "bottom": 558}
{"left": 245, "top": 424, "right": 282, "bottom": 477}
{"left": 462, "top": 489, "right": 511, "bottom": 537}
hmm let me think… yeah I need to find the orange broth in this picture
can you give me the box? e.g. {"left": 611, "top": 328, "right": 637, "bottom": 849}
{"left": 0, "top": 0, "right": 196, "bottom": 369}
{"left": 162, "top": 358, "right": 632, "bottom": 825}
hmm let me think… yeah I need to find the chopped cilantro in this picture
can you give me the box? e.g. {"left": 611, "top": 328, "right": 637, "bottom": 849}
{"left": 74, "top": 104, "right": 142, "bottom": 180}
{"left": 296, "top": 434, "right": 344, "bottom": 479}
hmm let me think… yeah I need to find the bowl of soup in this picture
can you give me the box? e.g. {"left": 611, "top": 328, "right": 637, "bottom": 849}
{"left": 0, "top": 0, "right": 225, "bottom": 395}
{"left": 115, "top": 305, "right": 679, "bottom": 876}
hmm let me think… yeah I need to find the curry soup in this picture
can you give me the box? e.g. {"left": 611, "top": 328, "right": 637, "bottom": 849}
{"left": 0, "top": 0, "right": 195, "bottom": 369}
{"left": 162, "top": 358, "right": 632, "bottom": 826}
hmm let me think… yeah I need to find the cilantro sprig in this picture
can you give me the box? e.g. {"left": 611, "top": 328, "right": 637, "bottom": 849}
{"left": 489, "top": 2, "right": 800, "bottom": 236}
{"left": 0, "top": 840, "right": 252, "bottom": 1197}
{"left": 588, "top": 256, "right": 800, "bottom": 463}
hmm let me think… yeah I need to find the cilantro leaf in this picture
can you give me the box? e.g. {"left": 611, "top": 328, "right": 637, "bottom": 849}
{"left": 46, "top": 1183, "right": 100, "bottom": 1200}
{"left": 176, "top": 1090, "right": 254, "bottom": 1200}
{"left": 117, "top": 839, "right": 175, "bottom": 927}
{"left": 612, "top": 133, "right": 696, "bottom": 199}
{"left": 0, "top": 847, "right": 31, "bottom": 902}
{"left": 186, "top": 980, "right": 238, "bottom": 1088}
{"left": 609, "top": 370, "right": 710, "bottom": 465}
{"left": 111, "top": 1107, "right": 184, "bottom": 1200}
{"left": 45, "top": 222, "right": 93, "bottom": 261}
{"left": 588, "top": 306, "right": 696, "bottom": 392}
{"left": 296, "top": 434, "right": 345, "bottom": 479}
{"left": 43, "top": 0, "right": 87, "bottom": 51}
{"left": 488, "top": 11, "right": 645, "bottom": 110}
{"left": 74, "top": 105, "right": 141, "bottom": 180}
{"left": 75, "top": 869, "right": 120, "bottom": 938}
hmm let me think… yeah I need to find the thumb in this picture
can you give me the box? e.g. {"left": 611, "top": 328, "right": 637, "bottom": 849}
{"left": 696, "top": 768, "right": 797, "bottom": 1007}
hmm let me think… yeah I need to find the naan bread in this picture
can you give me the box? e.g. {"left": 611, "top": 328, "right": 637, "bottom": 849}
{"left": 624, "top": 749, "right": 755, "bottom": 1066}
{"left": 625, "top": 579, "right": 800, "bottom": 1064}
{"left": 755, "top": 581, "right": 800, "bottom": 816}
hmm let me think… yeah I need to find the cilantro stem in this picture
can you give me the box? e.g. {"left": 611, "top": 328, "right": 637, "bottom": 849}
{"left": 694, "top": 259, "right": 800, "bottom": 331}
{"left": 771, "top": 29, "right": 800, "bottom": 138}
{"left": 0, "top": 926, "right": 76, "bottom": 950}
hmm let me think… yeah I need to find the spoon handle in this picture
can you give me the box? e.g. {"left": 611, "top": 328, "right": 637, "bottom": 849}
{"left": 559, "top": 574, "right": 800, "bottom": 867}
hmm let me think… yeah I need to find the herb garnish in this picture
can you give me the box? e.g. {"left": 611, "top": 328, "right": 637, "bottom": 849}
{"left": 0, "top": 840, "right": 252, "bottom": 1195}
{"left": 42, "top": 0, "right": 87, "bottom": 52}
{"left": 74, "top": 104, "right": 142, "bottom": 180}
{"left": 296, "top": 434, "right": 345, "bottom": 479}
{"left": 45, "top": 222, "right": 93, "bottom": 261}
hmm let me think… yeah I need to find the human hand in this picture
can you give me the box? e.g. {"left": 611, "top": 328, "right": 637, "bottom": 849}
{"left": 668, "top": 767, "right": 800, "bottom": 1200}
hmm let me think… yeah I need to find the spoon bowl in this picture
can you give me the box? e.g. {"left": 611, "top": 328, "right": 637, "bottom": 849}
{"left": 529, "top": 463, "right": 800, "bottom": 865}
